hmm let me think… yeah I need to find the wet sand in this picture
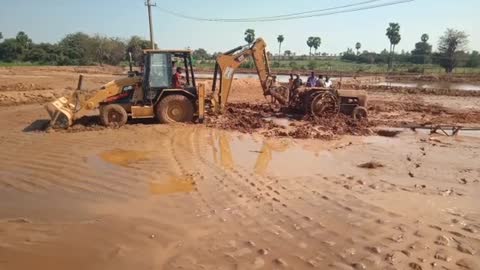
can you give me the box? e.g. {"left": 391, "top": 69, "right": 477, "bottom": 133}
{"left": 1, "top": 104, "right": 479, "bottom": 269}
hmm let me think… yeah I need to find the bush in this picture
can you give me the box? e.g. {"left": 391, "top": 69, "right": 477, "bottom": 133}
{"left": 407, "top": 66, "right": 424, "bottom": 73}
{"left": 239, "top": 61, "right": 254, "bottom": 69}
{"left": 307, "top": 61, "right": 317, "bottom": 70}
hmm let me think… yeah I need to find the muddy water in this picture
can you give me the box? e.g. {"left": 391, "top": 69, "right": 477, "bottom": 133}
{"left": 205, "top": 132, "right": 348, "bottom": 177}
{"left": 1, "top": 105, "right": 480, "bottom": 270}
{"left": 376, "top": 81, "right": 480, "bottom": 91}
{"left": 149, "top": 175, "right": 196, "bottom": 195}
{"left": 99, "top": 149, "right": 151, "bottom": 167}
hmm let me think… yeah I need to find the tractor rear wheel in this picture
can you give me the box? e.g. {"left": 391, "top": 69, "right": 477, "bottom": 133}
{"left": 352, "top": 106, "right": 368, "bottom": 121}
{"left": 156, "top": 95, "right": 194, "bottom": 124}
{"left": 310, "top": 92, "right": 339, "bottom": 118}
{"left": 100, "top": 104, "right": 128, "bottom": 127}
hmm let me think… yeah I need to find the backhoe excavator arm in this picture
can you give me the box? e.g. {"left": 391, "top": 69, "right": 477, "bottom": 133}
{"left": 210, "top": 38, "right": 282, "bottom": 113}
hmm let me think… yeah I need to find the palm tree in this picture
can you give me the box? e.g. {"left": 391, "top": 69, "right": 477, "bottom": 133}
{"left": 386, "top": 22, "right": 401, "bottom": 70}
{"left": 277, "top": 35, "right": 285, "bottom": 56}
{"left": 313, "top": 37, "right": 321, "bottom": 55}
{"left": 307, "top": 37, "right": 315, "bottom": 56}
{"left": 421, "top": 34, "right": 429, "bottom": 43}
{"left": 355, "top": 42, "right": 362, "bottom": 55}
{"left": 244, "top": 29, "right": 255, "bottom": 44}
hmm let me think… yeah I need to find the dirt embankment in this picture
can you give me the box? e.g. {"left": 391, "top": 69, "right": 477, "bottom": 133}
{"left": 0, "top": 66, "right": 121, "bottom": 106}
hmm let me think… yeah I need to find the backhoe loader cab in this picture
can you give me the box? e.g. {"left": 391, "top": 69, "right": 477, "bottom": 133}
{"left": 46, "top": 50, "right": 204, "bottom": 128}
{"left": 122, "top": 49, "right": 200, "bottom": 124}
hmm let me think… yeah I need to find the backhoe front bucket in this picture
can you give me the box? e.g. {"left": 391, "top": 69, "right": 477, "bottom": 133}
{"left": 45, "top": 97, "right": 75, "bottom": 129}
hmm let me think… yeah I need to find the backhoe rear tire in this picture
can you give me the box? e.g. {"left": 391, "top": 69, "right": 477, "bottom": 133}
{"left": 156, "top": 95, "right": 194, "bottom": 124}
{"left": 100, "top": 104, "right": 128, "bottom": 127}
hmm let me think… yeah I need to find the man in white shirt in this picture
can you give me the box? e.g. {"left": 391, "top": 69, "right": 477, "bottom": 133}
{"left": 325, "top": 76, "right": 333, "bottom": 88}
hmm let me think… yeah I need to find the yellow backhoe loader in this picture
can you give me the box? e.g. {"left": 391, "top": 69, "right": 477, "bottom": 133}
{"left": 45, "top": 38, "right": 367, "bottom": 128}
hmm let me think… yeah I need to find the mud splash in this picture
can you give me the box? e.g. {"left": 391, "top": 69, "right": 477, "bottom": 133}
{"left": 206, "top": 103, "right": 373, "bottom": 140}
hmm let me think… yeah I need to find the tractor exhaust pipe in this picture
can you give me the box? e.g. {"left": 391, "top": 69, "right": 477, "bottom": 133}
{"left": 128, "top": 52, "right": 133, "bottom": 73}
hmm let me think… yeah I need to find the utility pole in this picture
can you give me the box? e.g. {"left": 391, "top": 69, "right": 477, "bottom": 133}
{"left": 145, "top": 0, "right": 156, "bottom": 49}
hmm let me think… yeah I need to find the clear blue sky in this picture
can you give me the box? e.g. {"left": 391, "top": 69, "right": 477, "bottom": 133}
{"left": 0, "top": 0, "right": 478, "bottom": 55}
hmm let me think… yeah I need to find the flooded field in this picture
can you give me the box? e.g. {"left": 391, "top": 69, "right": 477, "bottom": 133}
{"left": 1, "top": 66, "right": 480, "bottom": 269}
{"left": 1, "top": 103, "right": 480, "bottom": 270}
{"left": 376, "top": 81, "right": 480, "bottom": 91}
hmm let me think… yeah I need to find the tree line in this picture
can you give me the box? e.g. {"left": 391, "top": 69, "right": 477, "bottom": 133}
{"left": 243, "top": 25, "right": 478, "bottom": 73}
{"left": 1, "top": 26, "right": 478, "bottom": 73}
{"left": 343, "top": 24, "right": 478, "bottom": 73}
{"left": 0, "top": 31, "right": 152, "bottom": 66}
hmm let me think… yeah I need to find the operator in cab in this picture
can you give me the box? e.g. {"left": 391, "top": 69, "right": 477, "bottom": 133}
{"left": 172, "top": 67, "right": 186, "bottom": 89}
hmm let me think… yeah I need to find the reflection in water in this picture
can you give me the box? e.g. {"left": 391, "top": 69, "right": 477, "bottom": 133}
{"left": 150, "top": 175, "right": 196, "bottom": 195}
{"left": 99, "top": 149, "right": 150, "bottom": 167}
{"left": 254, "top": 141, "right": 291, "bottom": 175}
{"left": 208, "top": 130, "right": 297, "bottom": 176}
{"left": 208, "top": 131, "right": 235, "bottom": 169}
{"left": 204, "top": 129, "right": 364, "bottom": 178}
{"left": 219, "top": 133, "right": 235, "bottom": 169}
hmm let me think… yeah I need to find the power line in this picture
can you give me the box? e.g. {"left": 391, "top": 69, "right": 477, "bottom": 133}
{"left": 156, "top": 0, "right": 414, "bottom": 22}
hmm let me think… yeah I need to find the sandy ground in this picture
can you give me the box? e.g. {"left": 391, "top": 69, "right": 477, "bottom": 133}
{"left": 1, "top": 67, "right": 480, "bottom": 270}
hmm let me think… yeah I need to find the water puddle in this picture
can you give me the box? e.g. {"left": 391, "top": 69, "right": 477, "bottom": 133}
{"left": 375, "top": 81, "right": 480, "bottom": 91}
{"left": 150, "top": 175, "right": 196, "bottom": 195}
{"left": 99, "top": 149, "right": 151, "bottom": 167}
{"left": 205, "top": 131, "right": 360, "bottom": 177}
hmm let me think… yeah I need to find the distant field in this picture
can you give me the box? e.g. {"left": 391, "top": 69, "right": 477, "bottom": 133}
{"left": 0, "top": 62, "right": 44, "bottom": 67}
{"left": 194, "top": 58, "right": 480, "bottom": 74}
{"left": 2, "top": 60, "right": 480, "bottom": 75}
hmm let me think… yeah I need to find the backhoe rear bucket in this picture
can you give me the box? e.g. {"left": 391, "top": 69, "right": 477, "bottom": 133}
{"left": 45, "top": 97, "right": 75, "bottom": 129}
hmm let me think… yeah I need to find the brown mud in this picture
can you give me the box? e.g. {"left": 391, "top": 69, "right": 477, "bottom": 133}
{"left": 205, "top": 103, "right": 372, "bottom": 140}
{"left": 1, "top": 103, "right": 479, "bottom": 270}
{"left": 0, "top": 66, "right": 480, "bottom": 269}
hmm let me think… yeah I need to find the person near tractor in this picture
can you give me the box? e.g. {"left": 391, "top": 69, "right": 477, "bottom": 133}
{"left": 172, "top": 67, "right": 186, "bottom": 88}
{"left": 293, "top": 74, "right": 303, "bottom": 88}
{"left": 306, "top": 71, "right": 317, "bottom": 87}
{"left": 316, "top": 75, "right": 326, "bottom": 87}
{"left": 325, "top": 76, "right": 333, "bottom": 88}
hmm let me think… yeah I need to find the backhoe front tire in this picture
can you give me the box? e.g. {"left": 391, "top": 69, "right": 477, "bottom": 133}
{"left": 156, "top": 95, "right": 194, "bottom": 124}
{"left": 100, "top": 104, "right": 128, "bottom": 127}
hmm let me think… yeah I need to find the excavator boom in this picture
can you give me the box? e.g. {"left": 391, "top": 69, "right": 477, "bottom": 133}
{"left": 211, "top": 38, "right": 280, "bottom": 113}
